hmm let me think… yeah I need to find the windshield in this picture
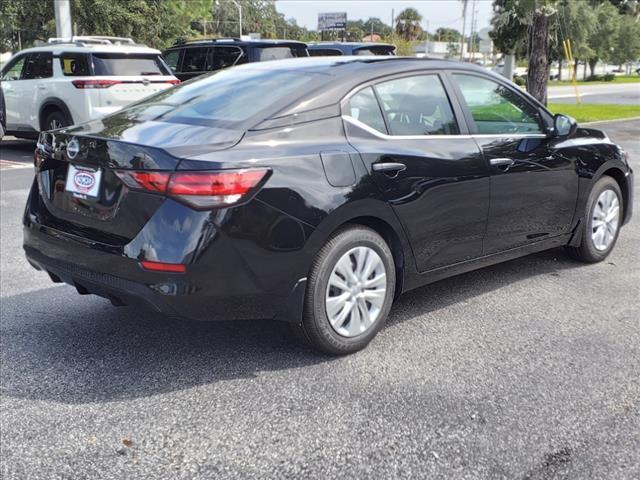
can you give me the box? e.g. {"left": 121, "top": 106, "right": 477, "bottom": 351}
{"left": 109, "top": 67, "right": 323, "bottom": 129}
{"left": 92, "top": 53, "right": 170, "bottom": 76}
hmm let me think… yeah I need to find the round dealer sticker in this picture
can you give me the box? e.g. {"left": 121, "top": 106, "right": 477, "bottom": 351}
{"left": 73, "top": 171, "right": 96, "bottom": 193}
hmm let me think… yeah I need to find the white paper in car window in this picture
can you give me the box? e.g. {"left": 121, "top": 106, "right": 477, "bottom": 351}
{"left": 351, "top": 107, "right": 360, "bottom": 120}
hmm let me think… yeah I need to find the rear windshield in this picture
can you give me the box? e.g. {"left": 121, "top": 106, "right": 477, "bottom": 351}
{"left": 255, "top": 46, "right": 307, "bottom": 61}
{"left": 354, "top": 46, "right": 395, "bottom": 56}
{"left": 112, "top": 67, "right": 324, "bottom": 129}
{"left": 91, "top": 53, "right": 170, "bottom": 76}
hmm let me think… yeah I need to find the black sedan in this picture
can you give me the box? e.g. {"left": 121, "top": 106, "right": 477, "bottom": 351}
{"left": 25, "top": 57, "right": 633, "bottom": 354}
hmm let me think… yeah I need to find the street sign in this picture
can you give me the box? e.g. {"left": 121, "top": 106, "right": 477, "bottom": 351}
{"left": 318, "top": 12, "right": 347, "bottom": 31}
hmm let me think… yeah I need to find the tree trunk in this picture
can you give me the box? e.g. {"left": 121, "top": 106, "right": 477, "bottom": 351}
{"left": 527, "top": 11, "right": 551, "bottom": 105}
{"left": 589, "top": 59, "right": 598, "bottom": 78}
{"left": 573, "top": 58, "right": 579, "bottom": 80}
{"left": 583, "top": 61, "right": 588, "bottom": 80}
{"left": 558, "top": 60, "right": 562, "bottom": 81}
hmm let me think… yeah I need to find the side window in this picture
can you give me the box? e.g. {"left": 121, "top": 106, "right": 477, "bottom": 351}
{"left": 209, "top": 47, "right": 242, "bottom": 71}
{"left": 1, "top": 55, "right": 26, "bottom": 81}
{"left": 347, "top": 87, "right": 387, "bottom": 134}
{"left": 22, "top": 52, "right": 53, "bottom": 79}
{"left": 59, "top": 53, "right": 90, "bottom": 76}
{"left": 182, "top": 48, "right": 209, "bottom": 72}
{"left": 375, "top": 75, "right": 460, "bottom": 135}
{"left": 453, "top": 74, "right": 543, "bottom": 134}
{"left": 163, "top": 50, "right": 181, "bottom": 72}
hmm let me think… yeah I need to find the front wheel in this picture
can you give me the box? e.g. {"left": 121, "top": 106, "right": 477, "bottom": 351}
{"left": 567, "top": 175, "right": 623, "bottom": 263}
{"left": 292, "top": 226, "right": 396, "bottom": 355}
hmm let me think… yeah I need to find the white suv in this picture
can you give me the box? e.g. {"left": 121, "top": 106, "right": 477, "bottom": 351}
{"left": 0, "top": 36, "right": 178, "bottom": 139}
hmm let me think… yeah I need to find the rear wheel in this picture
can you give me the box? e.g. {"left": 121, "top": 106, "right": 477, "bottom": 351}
{"left": 292, "top": 225, "right": 396, "bottom": 355}
{"left": 43, "top": 110, "right": 70, "bottom": 132}
{"left": 567, "top": 176, "right": 623, "bottom": 263}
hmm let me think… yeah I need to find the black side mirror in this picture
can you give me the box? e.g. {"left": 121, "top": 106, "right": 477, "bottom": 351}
{"left": 553, "top": 113, "right": 577, "bottom": 138}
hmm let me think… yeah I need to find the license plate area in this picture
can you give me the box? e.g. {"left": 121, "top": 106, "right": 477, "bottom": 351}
{"left": 65, "top": 164, "right": 102, "bottom": 199}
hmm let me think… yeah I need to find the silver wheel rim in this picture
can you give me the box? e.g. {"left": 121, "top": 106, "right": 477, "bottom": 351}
{"left": 49, "top": 119, "right": 62, "bottom": 130}
{"left": 591, "top": 189, "right": 620, "bottom": 251}
{"left": 325, "top": 246, "right": 387, "bottom": 338}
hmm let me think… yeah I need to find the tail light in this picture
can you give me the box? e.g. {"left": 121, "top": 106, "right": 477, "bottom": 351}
{"left": 115, "top": 169, "right": 270, "bottom": 209}
{"left": 72, "top": 79, "right": 122, "bottom": 89}
{"left": 167, "top": 79, "right": 181, "bottom": 85}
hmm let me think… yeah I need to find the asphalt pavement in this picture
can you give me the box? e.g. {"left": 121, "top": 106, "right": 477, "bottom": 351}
{"left": 548, "top": 82, "right": 640, "bottom": 105}
{"left": 1, "top": 121, "right": 639, "bottom": 479}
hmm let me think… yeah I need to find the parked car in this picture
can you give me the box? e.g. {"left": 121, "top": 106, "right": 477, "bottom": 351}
{"left": 0, "top": 36, "right": 178, "bottom": 138}
{"left": 0, "top": 88, "right": 5, "bottom": 139}
{"left": 25, "top": 57, "right": 633, "bottom": 354}
{"left": 163, "top": 38, "right": 308, "bottom": 81}
{"left": 307, "top": 42, "right": 396, "bottom": 56}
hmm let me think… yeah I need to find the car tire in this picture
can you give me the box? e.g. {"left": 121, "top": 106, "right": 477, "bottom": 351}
{"left": 566, "top": 175, "right": 623, "bottom": 263}
{"left": 292, "top": 225, "right": 396, "bottom": 355}
{"left": 43, "top": 110, "right": 70, "bottom": 132}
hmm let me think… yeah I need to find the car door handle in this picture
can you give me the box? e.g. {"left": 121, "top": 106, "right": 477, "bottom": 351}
{"left": 372, "top": 162, "right": 406, "bottom": 177}
{"left": 37, "top": 85, "right": 47, "bottom": 90}
{"left": 489, "top": 158, "right": 515, "bottom": 169}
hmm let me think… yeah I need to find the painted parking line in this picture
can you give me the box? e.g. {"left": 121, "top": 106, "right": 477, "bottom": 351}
{"left": 0, "top": 159, "right": 33, "bottom": 170}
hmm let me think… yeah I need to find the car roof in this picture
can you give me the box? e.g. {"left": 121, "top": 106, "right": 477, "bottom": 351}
{"left": 9, "top": 44, "right": 161, "bottom": 55}
{"left": 233, "top": 56, "right": 519, "bottom": 120}
{"left": 166, "top": 38, "right": 307, "bottom": 49}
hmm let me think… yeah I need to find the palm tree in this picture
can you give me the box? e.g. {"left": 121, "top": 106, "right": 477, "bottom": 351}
{"left": 395, "top": 8, "right": 423, "bottom": 41}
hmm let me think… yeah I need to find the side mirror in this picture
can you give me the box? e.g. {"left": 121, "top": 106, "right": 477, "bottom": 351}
{"left": 553, "top": 113, "right": 577, "bottom": 138}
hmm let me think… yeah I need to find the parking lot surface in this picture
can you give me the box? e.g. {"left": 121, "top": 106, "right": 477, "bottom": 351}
{"left": 1, "top": 120, "right": 639, "bottom": 479}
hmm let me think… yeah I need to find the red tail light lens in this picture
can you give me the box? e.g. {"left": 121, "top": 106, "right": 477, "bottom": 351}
{"left": 140, "top": 260, "right": 186, "bottom": 273}
{"left": 115, "top": 169, "right": 269, "bottom": 209}
{"left": 72, "top": 79, "right": 122, "bottom": 89}
{"left": 167, "top": 79, "right": 181, "bottom": 85}
{"left": 115, "top": 171, "right": 171, "bottom": 193}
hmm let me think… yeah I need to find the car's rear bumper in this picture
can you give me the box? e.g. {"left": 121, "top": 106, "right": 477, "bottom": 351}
{"left": 23, "top": 182, "right": 312, "bottom": 323}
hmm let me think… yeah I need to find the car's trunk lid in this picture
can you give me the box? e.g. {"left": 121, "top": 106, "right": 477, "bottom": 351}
{"left": 35, "top": 123, "right": 243, "bottom": 244}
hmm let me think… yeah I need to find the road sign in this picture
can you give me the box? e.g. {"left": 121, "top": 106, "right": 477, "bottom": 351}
{"left": 318, "top": 12, "right": 347, "bottom": 31}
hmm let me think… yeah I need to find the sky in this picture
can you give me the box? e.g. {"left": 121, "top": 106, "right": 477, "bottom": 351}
{"left": 274, "top": 0, "right": 494, "bottom": 34}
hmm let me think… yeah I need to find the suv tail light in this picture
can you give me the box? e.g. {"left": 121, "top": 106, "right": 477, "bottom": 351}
{"left": 167, "top": 79, "right": 181, "bottom": 85}
{"left": 72, "top": 79, "right": 122, "bottom": 89}
{"left": 115, "top": 169, "right": 270, "bottom": 209}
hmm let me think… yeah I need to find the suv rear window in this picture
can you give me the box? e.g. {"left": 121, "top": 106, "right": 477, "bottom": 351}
{"left": 354, "top": 46, "right": 395, "bottom": 56}
{"left": 92, "top": 53, "right": 170, "bottom": 76}
{"left": 255, "top": 46, "right": 306, "bottom": 62}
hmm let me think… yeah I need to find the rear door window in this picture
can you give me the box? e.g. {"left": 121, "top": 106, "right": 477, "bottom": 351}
{"left": 375, "top": 75, "right": 460, "bottom": 135}
{"left": 209, "top": 46, "right": 243, "bottom": 70}
{"left": 181, "top": 48, "right": 209, "bottom": 73}
{"left": 92, "top": 53, "right": 170, "bottom": 76}
{"left": 60, "top": 53, "right": 91, "bottom": 76}
{"left": 22, "top": 52, "right": 53, "bottom": 79}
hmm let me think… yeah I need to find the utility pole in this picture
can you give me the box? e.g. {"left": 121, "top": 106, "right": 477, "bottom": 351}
{"left": 460, "top": 0, "right": 468, "bottom": 61}
{"left": 391, "top": 8, "right": 394, "bottom": 43}
{"left": 54, "top": 0, "right": 73, "bottom": 39}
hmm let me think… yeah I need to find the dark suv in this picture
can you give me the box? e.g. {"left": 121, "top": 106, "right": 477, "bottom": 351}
{"left": 307, "top": 42, "right": 396, "bottom": 56}
{"left": 163, "top": 38, "right": 309, "bottom": 81}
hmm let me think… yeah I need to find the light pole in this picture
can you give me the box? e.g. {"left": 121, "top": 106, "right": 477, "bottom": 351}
{"left": 54, "top": 0, "right": 73, "bottom": 39}
{"left": 230, "top": 0, "right": 242, "bottom": 38}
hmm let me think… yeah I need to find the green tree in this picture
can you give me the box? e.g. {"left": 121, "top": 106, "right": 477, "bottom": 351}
{"left": 395, "top": 8, "right": 423, "bottom": 41}
{"left": 554, "top": 0, "right": 596, "bottom": 79}
{"left": 435, "top": 27, "right": 462, "bottom": 42}
{"left": 611, "top": 14, "right": 640, "bottom": 70}
{"left": 363, "top": 17, "right": 392, "bottom": 38}
{"left": 586, "top": 1, "right": 620, "bottom": 75}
